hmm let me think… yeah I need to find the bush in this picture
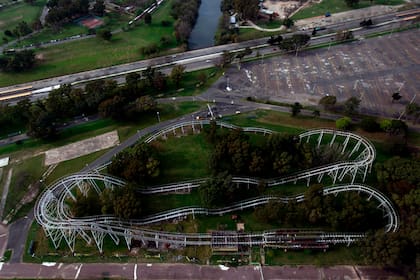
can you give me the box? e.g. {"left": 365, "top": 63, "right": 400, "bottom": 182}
{"left": 336, "top": 117, "right": 352, "bottom": 130}
{"left": 161, "top": 20, "right": 171, "bottom": 26}
{"left": 360, "top": 117, "right": 380, "bottom": 132}
{"left": 319, "top": 95, "right": 337, "bottom": 110}
{"left": 140, "top": 43, "right": 159, "bottom": 56}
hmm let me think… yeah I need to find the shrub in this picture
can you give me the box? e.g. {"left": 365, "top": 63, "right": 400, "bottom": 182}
{"left": 360, "top": 117, "right": 380, "bottom": 132}
{"left": 336, "top": 117, "right": 352, "bottom": 130}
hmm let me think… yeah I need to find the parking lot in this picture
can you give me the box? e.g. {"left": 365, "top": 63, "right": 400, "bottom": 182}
{"left": 225, "top": 30, "right": 420, "bottom": 118}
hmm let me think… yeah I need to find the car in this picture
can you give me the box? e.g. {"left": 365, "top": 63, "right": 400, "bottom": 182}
{"left": 235, "top": 110, "right": 241, "bottom": 114}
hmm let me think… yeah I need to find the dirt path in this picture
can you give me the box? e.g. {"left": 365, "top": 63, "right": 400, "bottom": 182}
{"left": 0, "top": 168, "right": 12, "bottom": 221}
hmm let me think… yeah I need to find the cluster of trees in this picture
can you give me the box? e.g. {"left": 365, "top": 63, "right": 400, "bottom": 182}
{"left": 204, "top": 124, "right": 314, "bottom": 178}
{"left": 266, "top": 34, "right": 311, "bottom": 53}
{"left": 217, "top": 0, "right": 259, "bottom": 44}
{"left": 277, "top": 34, "right": 311, "bottom": 52}
{"left": 0, "top": 63, "right": 191, "bottom": 140}
{"left": 45, "top": 0, "right": 105, "bottom": 27}
{"left": 199, "top": 172, "right": 266, "bottom": 208}
{"left": 361, "top": 156, "right": 420, "bottom": 278}
{"left": 0, "top": 50, "right": 36, "bottom": 72}
{"left": 3, "top": 21, "right": 33, "bottom": 40}
{"left": 255, "top": 184, "right": 383, "bottom": 231}
{"left": 45, "top": 0, "right": 90, "bottom": 27}
{"left": 71, "top": 184, "right": 142, "bottom": 220}
{"left": 107, "top": 143, "right": 160, "bottom": 185}
{"left": 170, "top": 0, "right": 201, "bottom": 43}
{"left": 221, "top": 0, "right": 260, "bottom": 20}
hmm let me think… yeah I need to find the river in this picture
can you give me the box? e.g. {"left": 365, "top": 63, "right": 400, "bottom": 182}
{"left": 188, "top": 0, "right": 222, "bottom": 50}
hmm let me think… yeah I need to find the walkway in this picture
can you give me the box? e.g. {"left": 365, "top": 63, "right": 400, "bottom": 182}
{"left": 0, "top": 169, "right": 12, "bottom": 220}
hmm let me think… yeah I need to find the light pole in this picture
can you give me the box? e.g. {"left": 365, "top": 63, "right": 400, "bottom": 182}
{"left": 226, "top": 75, "right": 232, "bottom": 92}
{"left": 156, "top": 111, "right": 160, "bottom": 122}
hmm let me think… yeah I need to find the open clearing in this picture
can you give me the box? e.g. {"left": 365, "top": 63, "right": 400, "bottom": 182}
{"left": 44, "top": 131, "right": 119, "bottom": 166}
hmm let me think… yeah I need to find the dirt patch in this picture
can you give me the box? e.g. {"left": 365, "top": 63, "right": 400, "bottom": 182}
{"left": 44, "top": 131, "right": 119, "bottom": 166}
{"left": 263, "top": 0, "right": 301, "bottom": 18}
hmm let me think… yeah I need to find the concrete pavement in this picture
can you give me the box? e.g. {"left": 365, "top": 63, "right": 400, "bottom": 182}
{"left": 0, "top": 262, "right": 403, "bottom": 279}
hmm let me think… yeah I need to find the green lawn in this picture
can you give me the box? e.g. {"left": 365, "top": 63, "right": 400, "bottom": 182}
{"left": 3, "top": 154, "right": 46, "bottom": 220}
{"left": 0, "top": 0, "right": 46, "bottom": 43}
{"left": 152, "top": 134, "right": 212, "bottom": 184}
{"left": 292, "top": 0, "right": 404, "bottom": 20}
{"left": 0, "top": 0, "right": 178, "bottom": 86}
{"left": 13, "top": 12, "right": 131, "bottom": 48}
{"left": 14, "top": 24, "right": 88, "bottom": 48}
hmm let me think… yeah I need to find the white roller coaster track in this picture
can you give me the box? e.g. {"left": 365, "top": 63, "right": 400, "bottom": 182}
{"left": 35, "top": 121, "right": 398, "bottom": 253}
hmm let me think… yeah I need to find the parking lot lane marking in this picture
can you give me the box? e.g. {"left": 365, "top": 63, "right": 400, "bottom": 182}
{"left": 75, "top": 264, "right": 82, "bottom": 279}
{"left": 134, "top": 263, "right": 137, "bottom": 280}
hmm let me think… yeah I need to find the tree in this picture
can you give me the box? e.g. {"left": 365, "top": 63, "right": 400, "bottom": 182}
{"left": 92, "top": 0, "right": 105, "bottom": 16}
{"left": 170, "top": 64, "right": 185, "bottom": 88}
{"left": 405, "top": 103, "right": 420, "bottom": 124}
{"left": 134, "top": 95, "right": 156, "bottom": 112}
{"left": 345, "top": 0, "right": 359, "bottom": 7}
{"left": 13, "top": 21, "right": 32, "bottom": 38}
{"left": 391, "top": 92, "right": 402, "bottom": 102}
{"left": 98, "top": 95, "right": 126, "bottom": 120}
{"left": 279, "top": 34, "right": 310, "bottom": 52}
{"left": 125, "top": 72, "right": 140, "bottom": 90}
{"left": 197, "top": 72, "right": 207, "bottom": 85}
{"left": 97, "top": 29, "right": 112, "bottom": 41}
{"left": 335, "top": 30, "right": 353, "bottom": 41}
{"left": 108, "top": 143, "right": 160, "bottom": 184}
{"left": 220, "top": 50, "right": 234, "bottom": 68}
{"left": 336, "top": 117, "right": 352, "bottom": 130}
{"left": 199, "top": 172, "right": 234, "bottom": 207}
{"left": 344, "top": 96, "right": 360, "bottom": 115}
{"left": 291, "top": 102, "right": 303, "bottom": 116}
{"left": 27, "top": 104, "right": 57, "bottom": 139}
{"left": 113, "top": 184, "right": 142, "bottom": 219}
{"left": 282, "top": 17, "right": 294, "bottom": 28}
{"left": 31, "top": 19, "right": 43, "bottom": 31}
{"left": 362, "top": 231, "right": 415, "bottom": 268}
{"left": 144, "top": 12, "right": 152, "bottom": 25}
{"left": 0, "top": 50, "right": 36, "bottom": 72}
{"left": 319, "top": 95, "right": 337, "bottom": 110}
{"left": 71, "top": 189, "right": 102, "bottom": 217}
{"left": 380, "top": 119, "right": 407, "bottom": 136}
{"left": 233, "top": 0, "right": 259, "bottom": 20}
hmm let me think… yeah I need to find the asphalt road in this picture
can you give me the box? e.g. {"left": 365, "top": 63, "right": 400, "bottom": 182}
{"left": 0, "top": 262, "right": 403, "bottom": 279}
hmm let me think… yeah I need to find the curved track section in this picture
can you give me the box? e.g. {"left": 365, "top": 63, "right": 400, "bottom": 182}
{"left": 35, "top": 121, "right": 397, "bottom": 253}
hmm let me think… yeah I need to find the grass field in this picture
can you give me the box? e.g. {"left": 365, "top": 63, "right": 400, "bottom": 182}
{"left": 13, "top": 11, "right": 131, "bottom": 48}
{"left": 292, "top": 0, "right": 404, "bottom": 20}
{"left": 0, "top": 0, "right": 178, "bottom": 86}
{"left": 3, "top": 154, "right": 45, "bottom": 220}
{"left": 0, "top": 0, "right": 46, "bottom": 42}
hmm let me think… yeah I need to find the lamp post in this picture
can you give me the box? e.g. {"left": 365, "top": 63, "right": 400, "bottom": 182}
{"left": 156, "top": 111, "right": 160, "bottom": 122}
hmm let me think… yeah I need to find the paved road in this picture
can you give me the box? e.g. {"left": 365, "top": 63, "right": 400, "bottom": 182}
{"left": 0, "top": 262, "right": 402, "bottom": 279}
